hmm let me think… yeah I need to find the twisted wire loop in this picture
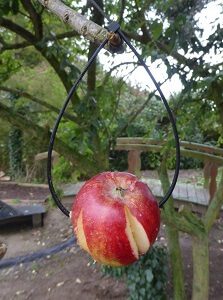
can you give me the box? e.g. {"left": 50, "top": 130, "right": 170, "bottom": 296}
{"left": 47, "top": 39, "right": 109, "bottom": 217}
{"left": 47, "top": 1, "right": 180, "bottom": 217}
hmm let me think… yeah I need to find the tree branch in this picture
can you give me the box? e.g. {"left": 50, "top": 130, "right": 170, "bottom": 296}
{"left": 33, "top": 43, "right": 80, "bottom": 100}
{"left": 37, "top": 0, "right": 123, "bottom": 52}
{"left": 0, "top": 31, "right": 78, "bottom": 52}
{"left": 37, "top": 0, "right": 108, "bottom": 44}
{"left": 35, "top": 0, "right": 215, "bottom": 77}
{"left": 116, "top": 76, "right": 169, "bottom": 137}
{"left": 123, "top": 28, "right": 197, "bottom": 69}
{"left": 0, "top": 86, "right": 77, "bottom": 122}
{"left": 21, "top": 0, "right": 43, "bottom": 40}
{"left": 54, "top": 30, "right": 79, "bottom": 40}
{"left": 203, "top": 168, "right": 223, "bottom": 232}
{"left": 0, "top": 17, "right": 36, "bottom": 43}
{"left": 159, "top": 157, "right": 205, "bottom": 236}
{"left": 101, "top": 61, "right": 139, "bottom": 86}
{"left": 87, "top": 0, "right": 104, "bottom": 93}
{"left": 161, "top": 208, "right": 206, "bottom": 236}
{"left": 0, "top": 17, "right": 79, "bottom": 101}
{"left": 0, "top": 40, "right": 31, "bottom": 51}
{"left": 0, "top": 102, "right": 93, "bottom": 171}
{"left": 118, "top": 0, "right": 126, "bottom": 25}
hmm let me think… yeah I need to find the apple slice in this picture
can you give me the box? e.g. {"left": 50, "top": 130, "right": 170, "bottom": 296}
{"left": 124, "top": 208, "right": 139, "bottom": 259}
{"left": 76, "top": 211, "right": 89, "bottom": 253}
{"left": 125, "top": 206, "right": 150, "bottom": 254}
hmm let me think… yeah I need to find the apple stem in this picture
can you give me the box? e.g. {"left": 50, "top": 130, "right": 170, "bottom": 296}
{"left": 116, "top": 187, "right": 126, "bottom": 198}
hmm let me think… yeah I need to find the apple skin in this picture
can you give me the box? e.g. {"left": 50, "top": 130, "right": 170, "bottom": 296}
{"left": 71, "top": 171, "right": 160, "bottom": 266}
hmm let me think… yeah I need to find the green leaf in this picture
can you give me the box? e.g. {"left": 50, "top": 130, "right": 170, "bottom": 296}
{"left": 174, "top": 14, "right": 186, "bottom": 30}
{"left": 150, "top": 21, "right": 163, "bottom": 40}
{"left": 0, "top": 0, "right": 19, "bottom": 15}
{"left": 145, "top": 269, "right": 154, "bottom": 282}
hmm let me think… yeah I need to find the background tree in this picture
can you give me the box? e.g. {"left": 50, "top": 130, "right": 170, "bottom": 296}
{"left": 1, "top": 0, "right": 222, "bottom": 178}
{"left": 0, "top": 1, "right": 222, "bottom": 298}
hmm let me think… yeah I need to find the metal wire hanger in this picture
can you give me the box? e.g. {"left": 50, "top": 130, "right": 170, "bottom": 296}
{"left": 47, "top": 0, "right": 181, "bottom": 217}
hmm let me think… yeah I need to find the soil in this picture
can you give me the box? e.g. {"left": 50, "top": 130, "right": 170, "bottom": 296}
{"left": 0, "top": 182, "right": 50, "bottom": 202}
{"left": 0, "top": 171, "right": 223, "bottom": 300}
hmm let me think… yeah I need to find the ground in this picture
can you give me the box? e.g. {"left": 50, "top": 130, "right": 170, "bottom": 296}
{"left": 0, "top": 170, "right": 223, "bottom": 300}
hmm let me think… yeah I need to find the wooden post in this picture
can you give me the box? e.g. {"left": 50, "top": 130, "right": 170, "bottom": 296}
{"left": 35, "top": 150, "right": 59, "bottom": 165}
{"left": 32, "top": 214, "right": 43, "bottom": 228}
{"left": 34, "top": 151, "right": 59, "bottom": 182}
{"left": 203, "top": 160, "right": 219, "bottom": 201}
{"left": 127, "top": 150, "right": 141, "bottom": 177}
{"left": 203, "top": 160, "right": 211, "bottom": 189}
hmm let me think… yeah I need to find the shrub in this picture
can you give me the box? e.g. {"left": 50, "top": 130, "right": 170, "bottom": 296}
{"left": 101, "top": 245, "right": 168, "bottom": 300}
{"left": 52, "top": 156, "right": 74, "bottom": 183}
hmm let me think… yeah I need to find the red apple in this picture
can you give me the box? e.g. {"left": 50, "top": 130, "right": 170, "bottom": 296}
{"left": 71, "top": 171, "right": 160, "bottom": 266}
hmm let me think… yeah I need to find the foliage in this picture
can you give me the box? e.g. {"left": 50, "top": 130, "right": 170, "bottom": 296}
{"left": 109, "top": 150, "right": 128, "bottom": 171}
{"left": 101, "top": 245, "right": 168, "bottom": 300}
{"left": 0, "top": 119, "right": 10, "bottom": 171}
{"left": 52, "top": 156, "right": 72, "bottom": 183}
{"left": 46, "top": 187, "right": 63, "bottom": 209}
{"left": 8, "top": 126, "right": 24, "bottom": 179}
{"left": 110, "top": 150, "right": 203, "bottom": 172}
{"left": 0, "top": 1, "right": 222, "bottom": 299}
{"left": 1, "top": 0, "right": 222, "bottom": 180}
{"left": 0, "top": 0, "right": 19, "bottom": 16}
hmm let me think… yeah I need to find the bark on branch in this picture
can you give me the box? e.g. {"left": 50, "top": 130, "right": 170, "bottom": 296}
{"left": 35, "top": 0, "right": 214, "bottom": 75}
{"left": 38, "top": 0, "right": 108, "bottom": 43}
{"left": 37, "top": 0, "right": 122, "bottom": 52}
{"left": 21, "top": 0, "right": 43, "bottom": 40}
{"left": 0, "top": 17, "right": 36, "bottom": 43}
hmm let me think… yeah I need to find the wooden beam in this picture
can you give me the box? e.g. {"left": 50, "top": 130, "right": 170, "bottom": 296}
{"left": 35, "top": 151, "right": 59, "bottom": 161}
{"left": 116, "top": 138, "right": 223, "bottom": 156}
{"left": 115, "top": 143, "right": 223, "bottom": 164}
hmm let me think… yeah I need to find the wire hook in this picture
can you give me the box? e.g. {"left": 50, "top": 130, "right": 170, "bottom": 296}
{"left": 47, "top": 3, "right": 180, "bottom": 216}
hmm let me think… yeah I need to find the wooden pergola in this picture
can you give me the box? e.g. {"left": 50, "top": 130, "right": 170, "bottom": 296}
{"left": 34, "top": 138, "right": 223, "bottom": 214}
{"left": 115, "top": 137, "right": 223, "bottom": 213}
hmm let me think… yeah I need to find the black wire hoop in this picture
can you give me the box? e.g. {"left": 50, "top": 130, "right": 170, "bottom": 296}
{"left": 47, "top": 1, "right": 180, "bottom": 217}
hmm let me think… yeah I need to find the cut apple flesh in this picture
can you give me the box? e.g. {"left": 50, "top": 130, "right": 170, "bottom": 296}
{"left": 125, "top": 206, "right": 150, "bottom": 255}
{"left": 125, "top": 209, "right": 139, "bottom": 259}
{"left": 76, "top": 207, "right": 150, "bottom": 265}
{"left": 76, "top": 211, "right": 89, "bottom": 253}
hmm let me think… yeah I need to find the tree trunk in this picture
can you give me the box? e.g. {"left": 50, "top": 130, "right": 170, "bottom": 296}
{"left": 159, "top": 160, "right": 186, "bottom": 300}
{"left": 192, "top": 234, "right": 209, "bottom": 300}
{"left": 165, "top": 219, "right": 186, "bottom": 300}
{"left": 84, "top": 0, "right": 109, "bottom": 173}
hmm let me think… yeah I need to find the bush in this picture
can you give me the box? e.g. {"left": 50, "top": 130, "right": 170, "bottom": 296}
{"left": 101, "top": 245, "right": 168, "bottom": 300}
{"left": 141, "top": 152, "right": 161, "bottom": 170}
{"left": 110, "top": 149, "right": 203, "bottom": 172}
{"left": 109, "top": 150, "right": 128, "bottom": 171}
{"left": 109, "top": 151, "right": 161, "bottom": 171}
{"left": 52, "top": 156, "right": 74, "bottom": 183}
